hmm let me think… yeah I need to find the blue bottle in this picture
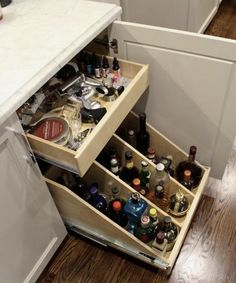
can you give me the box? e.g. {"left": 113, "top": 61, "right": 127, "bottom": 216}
{"left": 124, "top": 192, "right": 148, "bottom": 234}
{"left": 88, "top": 185, "right": 108, "bottom": 214}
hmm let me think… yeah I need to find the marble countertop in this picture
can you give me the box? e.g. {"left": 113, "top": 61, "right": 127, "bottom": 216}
{"left": 0, "top": 0, "right": 121, "bottom": 124}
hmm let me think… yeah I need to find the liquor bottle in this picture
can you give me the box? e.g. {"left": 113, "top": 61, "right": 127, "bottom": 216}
{"left": 124, "top": 192, "right": 148, "bottom": 234}
{"left": 126, "top": 129, "right": 137, "bottom": 148}
{"left": 71, "top": 174, "right": 90, "bottom": 202}
{"left": 180, "top": 170, "right": 194, "bottom": 190}
{"left": 139, "top": 160, "right": 151, "bottom": 190}
{"left": 109, "top": 200, "right": 128, "bottom": 228}
{"left": 136, "top": 113, "right": 150, "bottom": 155}
{"left": 88, "top": 185, "right": 108, "bottom": 214}
{"left": 110, "top": 158, "right": 120, "bottom": 176}
{"left": 169, "top": 190, "right": 189, "bottom": 215}
{"left": 152, "top": 216, "right": 178, "bottom": 252}
{"left": 102, "top": 56, "right": 110, "bottom": 78}
{"left": 108, "top": 187, "right": 126, "bottom": 208}
{"left": 132, "top": 178, "right": 141, "bottom": 191}
{"left": 135, "top": 215, "right": 153, "bottom": 243}
{"left": 148, "top": 208, "right": 159, "bottom": 238}
{"left": 176, "top": 145, "right": 203, "bottom": 188}
{"left": 166, "top": 155, "right": 175, "bottom": 177}
{"left": 120, "top": 151, "right": 139, "bottom": 185}
{"left": 147, "top": 163, "right": 170, "bottom": 212}
{"left": 146, "top": 147, "right": 159, "bottom": 164}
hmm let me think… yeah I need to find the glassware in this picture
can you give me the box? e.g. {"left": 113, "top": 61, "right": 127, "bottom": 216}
{"left": 126, "top": 129, "right": 137, "bottom": 148}
{"left": 124, "top": 192, "right": 148, "bottom": 234}
{"left": 135, "top": 215, "right": 153, "bottom": 243}
{"left": 120, "top": 151, "right": 139, "bottom": 185}
{"left": 148, "top": 208, "right": 159, "bottom": 238}
{"left": 147, "top": 163, "right": 170, "bottom": 212}
{"left": 146, "top": 147, "right": 159, "bottom": 164}
{"left": 180, "top": 170, "right": 194, "bottom": 190}
{"left": 176, "top": 145, "right": 203, "bottom": 188}
{"left": 139, "top": 160, "right": 151, "bottom": 190}
{"left": 88, "top": 185, "right": 108, "bottom": 214}
{"left": 169, "top": 190, "right": 189, "bottom": 216}
{"left": 136, "top": 113, "right": 150, "bottom": 155}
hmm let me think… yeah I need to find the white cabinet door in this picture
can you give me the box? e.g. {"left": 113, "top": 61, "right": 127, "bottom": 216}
{"left": 0, "top": 114, "right": 67, "bottom": 283}
{"left": 188, "top": 0, "right": 219, "bottom": 32}
{"left": 120, "top": 0, "right": 189, "bottom": 31}
{"left": 109, "top": 21, "right": 236, "bottom": 179}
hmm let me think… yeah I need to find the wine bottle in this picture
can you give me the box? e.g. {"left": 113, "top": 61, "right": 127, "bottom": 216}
{"left": 120, "top": 151, "right": 139, "bottom": 185}
{"left": 136, "top": 113, "right": 150, "bottom": 155}
{"left": 176, "top": 145, "right": 203, "bottom": 188}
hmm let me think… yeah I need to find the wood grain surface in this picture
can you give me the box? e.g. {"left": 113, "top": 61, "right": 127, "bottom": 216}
{"left": 37, "top": 1, "right": 236, "bottom": 282}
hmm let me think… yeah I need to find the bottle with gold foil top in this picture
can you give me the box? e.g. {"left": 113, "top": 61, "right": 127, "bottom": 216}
{"left": 169, "top": 190, "right": 189, "bottom": 216}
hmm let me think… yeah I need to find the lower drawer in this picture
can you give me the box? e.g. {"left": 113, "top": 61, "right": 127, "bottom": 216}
{"left": 44, "top": 156, "right": 207, "bottom": 273}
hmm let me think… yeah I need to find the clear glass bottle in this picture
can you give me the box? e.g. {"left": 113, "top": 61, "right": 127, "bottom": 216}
{"left": 147, "top": 163, "right": 170, "bottom": 212}
{"left": 124, "top": 192, "right": 148, "bottom": 234}
{"left": 176, "top": 145, "right": 203, "bottom": 188}
{"left": 120, "top": 151, "right": 139, "bottom": 185}
{"left": 136, "top": 113, "right": 150, "bottom": 155}
{"left": 88, "top": 185, "right": 108, "bottom": 215}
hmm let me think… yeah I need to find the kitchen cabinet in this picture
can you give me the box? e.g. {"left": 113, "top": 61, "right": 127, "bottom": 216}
{"left": 1, "top": 0, "right": 236, "bottom": 280}
{"left": 119, "top": 0, "right": 219, "bottom": 33}
{"left": 0, "top": 113, "right": 67, "bottom": 283}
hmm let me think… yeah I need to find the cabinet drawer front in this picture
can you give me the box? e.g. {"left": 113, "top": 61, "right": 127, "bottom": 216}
{"left": 27, "top": 59, "right": 149, "bottom": 176}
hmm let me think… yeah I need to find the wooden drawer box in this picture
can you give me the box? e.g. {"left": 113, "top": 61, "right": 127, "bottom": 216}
{"left": 44, "top": 121, "right": 209, "bottom": 273}
{"left": 26, "top": 58, "right": 148, "bottom": 176}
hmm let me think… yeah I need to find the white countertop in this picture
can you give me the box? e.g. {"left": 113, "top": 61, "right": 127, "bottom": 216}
{"left": 0, "top": 0, "right": 121, "bottom": 124}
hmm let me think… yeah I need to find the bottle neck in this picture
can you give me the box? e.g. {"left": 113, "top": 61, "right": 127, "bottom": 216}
{"left": 188, "top": 146, "right": 196, "bottom": 162}
{"left": 126, "top": 159, "right": 134, "bottom": 169}
{"left": 139, "top": 117, "right": 146, "bottom": 132}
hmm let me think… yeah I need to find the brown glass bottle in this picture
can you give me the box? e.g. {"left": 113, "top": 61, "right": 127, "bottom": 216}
{"left": 180, "top": 170, "right": 194, "bottom": 190}
{"left": 176, "top": 145, "right": 203, "bottom": 188}
{"left": 136, "top": 113, "right": 150, "bottom": 155}
{"left": 120, "top": 151, "right": 139, "bottom": 185}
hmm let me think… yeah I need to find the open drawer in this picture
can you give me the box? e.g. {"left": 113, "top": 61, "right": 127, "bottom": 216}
{"left": 44, "top": 162, "right": 184, "bottom": 273}
{"left": 26, "top": 58, "right": 148, "bottom": 176}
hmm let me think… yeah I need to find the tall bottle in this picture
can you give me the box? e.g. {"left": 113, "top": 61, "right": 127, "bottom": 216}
{"left": 109, "top": 200, "right": 128, "bottom": 228}
{"left": 135, "top": 215, "right": 153, "bottom": 243}
{"left": 139, "top": 160, "right": 151, "bottom": 191}
{"left": 147, "top": 163, "right": 170, "bottom": 212}
{"left": 124, "top": 192, "right": 148, "bottom": 234}
{"left": 136, "top": 113, "right": 150, "bottom": 155}
{"left": 120, "top": 151, "right": 139, "bottom": 185}
{"left": 176, "top": 145, "right": 203, "bottom": 188}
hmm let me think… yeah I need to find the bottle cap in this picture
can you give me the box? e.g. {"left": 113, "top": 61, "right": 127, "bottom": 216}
{"left": 110, "top": 158, "right": 118, "bottom": 166}
{"left": 112, "top": 187, "right": 119, "bottom": 195}
{"left": 149, "top": 208, "right": 157, "bottom": 218}
{"left": 125, "top": 150, "right": 133, "bottom": 160}
{"left": 141, "top": 160, "right": 148, "bottom": 168}
{"left": 132, "top": 178, "right": 141, "bottom": 186}
{"left": 112, "top": 200, "right": 122, "bottom": 211}
{"left": 147, "top": 147, "right": 155, "bottom": 155}
{"left": 156, "top": 231, "right": 165, "bottom": 244}
{"left": 139, "top": 113, "right": 146, "bottom": 119}
{"left": 90, "top": 186, "right": 98, "bottom": 195}
{"left": 156, "top": 163, "right": 165, "bottom": 171}
{"left": 128, "top": 129, "right": 135, "bottom": 136}
{"left": 163, "top": 216, "right": 172, "bottom": 225}
{"left": 131, "top": 192, "right": 141, "bottom": 201}
{"left": 141, "top": 215, "right": 150, "bottom": 227}
{"left": 184, "top": 170, "right": 191, "bottom": 177}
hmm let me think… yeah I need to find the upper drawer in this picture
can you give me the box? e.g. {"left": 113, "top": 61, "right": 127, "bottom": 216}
{"left": 26, "top": 58, "right": 149, "bottom": 176}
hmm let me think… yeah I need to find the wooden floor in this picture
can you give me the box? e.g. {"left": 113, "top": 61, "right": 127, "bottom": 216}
{"left": 37, "top": 1, "right": 236, "bottom": 282}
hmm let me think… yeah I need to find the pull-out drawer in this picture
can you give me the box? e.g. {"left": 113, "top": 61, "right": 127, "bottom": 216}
{"left": 26, "top": 58, "right": 148, "bottom": 176}
{"left": 44, "top": 124, "right": 209, "bottom": 273}
{"left": 44, "top": 162, "right": 182, "bottom": 273}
